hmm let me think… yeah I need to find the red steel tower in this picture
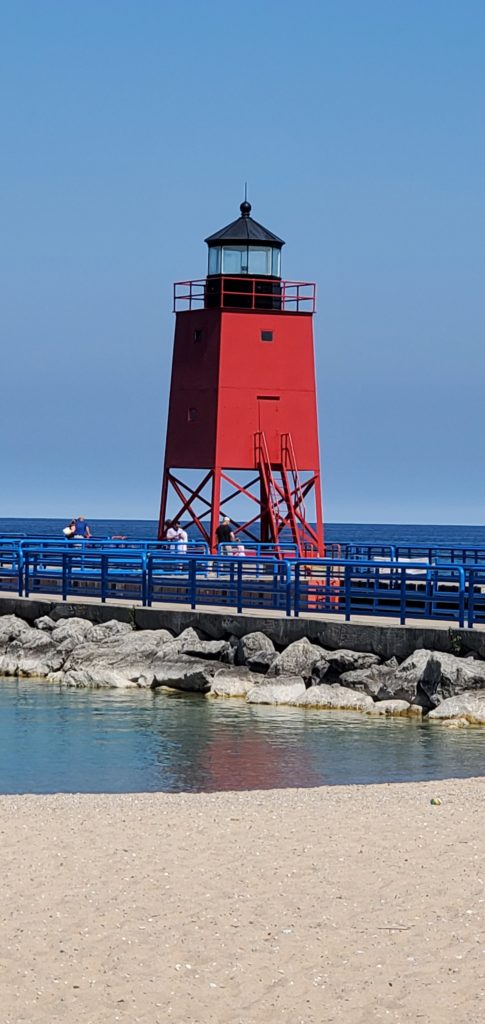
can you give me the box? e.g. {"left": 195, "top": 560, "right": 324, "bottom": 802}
{"left": 158, "top": 200, "right": 324, "bottom": 555}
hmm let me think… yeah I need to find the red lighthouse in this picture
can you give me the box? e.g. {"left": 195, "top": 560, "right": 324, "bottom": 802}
{"left": 158, "top": 200, "right": 324, "bottom": 555}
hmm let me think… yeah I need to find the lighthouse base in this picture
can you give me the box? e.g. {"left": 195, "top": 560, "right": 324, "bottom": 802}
{"left": 158, "top": 433, "right": 324, "bottom": 556}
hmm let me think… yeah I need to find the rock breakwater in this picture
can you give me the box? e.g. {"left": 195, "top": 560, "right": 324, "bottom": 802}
{"left": 1, "top": 613, "right": 485, "bottom": 724}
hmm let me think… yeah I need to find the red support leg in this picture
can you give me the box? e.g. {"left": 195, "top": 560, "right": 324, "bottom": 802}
{"left": 157, "top": 466, "right": 170, "bottom": 539}
{"left": 210, "top": 469, "right": 221, "bottom": 553}
{"left": 313, "top": 472, "right": 325, "bottom": 556}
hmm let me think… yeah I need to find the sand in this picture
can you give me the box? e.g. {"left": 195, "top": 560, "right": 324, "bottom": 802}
{"left": 1, "top": 780, "right": 484, "bottom": 1024}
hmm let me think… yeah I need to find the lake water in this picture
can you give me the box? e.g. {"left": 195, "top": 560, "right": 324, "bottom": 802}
{"left": 1, "top": 678, "right": 484, "bottom": 794}
{"left": 2, "top": 517, "right": 485, "bottom": 548}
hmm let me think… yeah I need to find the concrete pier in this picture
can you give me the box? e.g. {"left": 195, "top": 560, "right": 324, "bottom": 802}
{"left": 1, "top": 592, "right": 484, "bottom": 661}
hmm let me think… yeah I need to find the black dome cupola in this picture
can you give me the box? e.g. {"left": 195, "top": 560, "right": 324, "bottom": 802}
{"left": 205, "top": 200, "right": 284, "bottom": 278}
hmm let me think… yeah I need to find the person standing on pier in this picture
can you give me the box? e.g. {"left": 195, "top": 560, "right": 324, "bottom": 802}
{"left": 216, "top": 517, "right": 235, "bottom": 546}
{"left": 165, "top": 520, "right": 188, "bottom": 554}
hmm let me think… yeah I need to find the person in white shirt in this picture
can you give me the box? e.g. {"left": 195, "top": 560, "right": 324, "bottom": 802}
{"left": 164, "top": 520, "right": 188, "bottom": 554}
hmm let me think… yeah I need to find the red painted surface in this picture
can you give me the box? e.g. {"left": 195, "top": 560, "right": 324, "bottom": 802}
{"left": 159, "top": 278, "right": 324, "bottom": 554}
{"left": 164, "top": 308, "right": 320, "bottom": 470}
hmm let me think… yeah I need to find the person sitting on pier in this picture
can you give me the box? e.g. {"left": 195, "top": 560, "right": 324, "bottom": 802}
{"left": 74, "top": 516, "right": 91, "bottom": 539}
{"left": 62, "top": 519, "right": 76, "bottom": 540}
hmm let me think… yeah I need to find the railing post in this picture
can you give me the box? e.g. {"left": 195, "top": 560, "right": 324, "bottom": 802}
{"left": 344, "top": 565, "right": 351, "bottom": 621}
{"left": 24, "top": 552, "right": 30, "bottom": 597}
{"left": 236, "top": 559, "right": 243, "bottom": 614}
{"left": 425, "top": 567, "right": 433, "bottom": 620}
{"left": 467, "top": 569, "right": 475, "bottom": 629}
{"left": 17, "top": 547, "right": 23, "bottom": 597}
{"left": 285, "top": 560, "right": 292, "bottom": 617}
{"left": 294, "top": 562, "right": 300, "bottom": 617}
{"left": 62, "top": 552, "right": 68, "bottom": 602}
{"left": 101, "top": 554, "right": 107, "bottom": 603}
{"left": 141, "top": 553, "right": 147, "bottom": 607}
{"left": 189, "top": 557, "right": 197, "bottom": 610}
{"left": 147, "top": 555, "right": 153, "bottom": 607}
{"left": 399, "top": 567, "right": 407, "bottom": 625}
{"left": 457, "top": 567, "right": 465, "bottom": 629}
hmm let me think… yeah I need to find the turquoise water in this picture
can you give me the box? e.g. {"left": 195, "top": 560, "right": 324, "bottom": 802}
{"left": 0, "top": 678, "right": 484, "bottom": 793}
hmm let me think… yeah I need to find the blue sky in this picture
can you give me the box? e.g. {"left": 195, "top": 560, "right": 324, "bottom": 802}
{"left": 1, "top": 0, "right": 484, "bottom": 523}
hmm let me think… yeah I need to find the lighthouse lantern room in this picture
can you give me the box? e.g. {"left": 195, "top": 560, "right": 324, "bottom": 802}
{"left": 158, "top": 200, "right": 324, "bottom": 555}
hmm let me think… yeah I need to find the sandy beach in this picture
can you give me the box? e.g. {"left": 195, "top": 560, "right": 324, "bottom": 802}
{"left": 1, "top": 779, "right": 484, "bottom": 1024}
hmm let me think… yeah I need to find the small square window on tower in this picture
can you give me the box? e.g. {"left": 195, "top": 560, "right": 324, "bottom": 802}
{"left": 194, "top": 329, "right": 203, "bottom": 342}
{"left": 261, "top": 330, "right": 273, "bottom": 342}
{"left": 187, "top": 407, "right": 198, "bottom": 422}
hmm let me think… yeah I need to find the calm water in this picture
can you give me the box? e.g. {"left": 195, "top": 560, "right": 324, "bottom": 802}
{"left": 2, "top": 517, "right": 485, "bottom": 793}
{"left": 0, "top": 678, "right": 484, "bottom": 794}
{"left": 1, "top": 517, "right": 485, "bottom": 547}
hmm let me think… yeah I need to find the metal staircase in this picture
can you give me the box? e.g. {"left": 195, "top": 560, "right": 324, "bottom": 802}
{"left": 254, "top": 431, "right": 282, "bottom": 545}
{"left": 255, "top": 430, "right": 319, "bottom": 556}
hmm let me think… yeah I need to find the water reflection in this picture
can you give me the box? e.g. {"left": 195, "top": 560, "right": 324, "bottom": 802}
{"left": 0, "top": 678, "right": 484, "bottom": 793}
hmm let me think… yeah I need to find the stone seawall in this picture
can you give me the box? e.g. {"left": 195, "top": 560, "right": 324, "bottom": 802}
{"left": 1, "top": 594, "right": 484, "bottom": 660}
{"left": 3, "top": 604, "right": 485, "bottom": 723}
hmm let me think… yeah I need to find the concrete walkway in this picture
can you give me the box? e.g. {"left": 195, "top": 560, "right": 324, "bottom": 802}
{"left": 0, "top": 586, "right": 480, "bottom": 630}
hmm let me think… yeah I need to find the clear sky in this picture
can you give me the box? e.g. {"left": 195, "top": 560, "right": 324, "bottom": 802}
{"left": 1, "top": 0, "right": 484, "bottom": 523}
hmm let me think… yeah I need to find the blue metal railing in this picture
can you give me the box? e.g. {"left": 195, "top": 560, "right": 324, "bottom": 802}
{"left": 336, "top": 541, "right": 485, "bottom": 566}
{"left": 23, "top": 547, "right": 148, "bottom": 605}
{"left": 291, "top": 559, "right": 466, "bottom": 627}
{"left": 18, "top": 538, "right": 209, "bottom": 556}
{"left": 466, "top": 567, "right": 485, "bottom": 627}
{"left": 0, "top": 541, "right": 23, "bottom": 594}
{"left": 1, "top": 537, "right": 484, "bottom": 626}
{"left": 147, "top": 554, "right": 291, "bottom": 614}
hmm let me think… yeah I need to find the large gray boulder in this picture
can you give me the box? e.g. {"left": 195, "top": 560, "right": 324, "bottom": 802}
{"left": 290, "top": 684, "right": 374, "bottom": 712}
{"left": 51, "top": 616, "right": 94, "bottom": 638}
{"left": 381, "top": 650, "right": 485, "bottom": 709}
{"left": 52, "top": 629, "right": 173, "bottom": 688}
{"left": 180, "top": 638, "right": 230, "bottom": 660}
{"left": 428, "top": 691, "right": 485, "bottom": 725}
{"left": 149, "top": 627, "right": 210, "bottom": 663}
{"left": 246, "top": 675, "right": 306, "bottom": 705}
{"left": 89, "top": 620, "right": 134, "bottom": 642}
{"left": 418, "top": 652, "right": 485, "bottom": 706}
{"left": 152, "top": 659, "right": 222, "bottom": 693}
{"left": 209, "top": 667, "right": 267, "bottom": 698}
{"left": 50, "top": 617, "right": 95, "bottom": 653}
{"left": 323, "top": 649, "right": 381, "bottom": 681}
{"left": 236, "top": 631, "right": 275, "bottom": 666}
{"left": 339, "top": 660, "right": 400, "bottom": 700}
{"left": 245, "top": 650, "right": 277, "bottom": 674}
{"left": 366, "top": 699, "right": 414, "bottom": 717}
{"left": 0, "top": 615, "right": 32, "bottom": 653}
{"left": 268, "top": 638, "right": 327, "bottom": 681}
{"left": 34, "top": 615, "right": 57, "bottom": 632}
{"left": 0, "top": 630, "right": 67, "bottom": 677}
{"left": 219, "top": 644, "right": 237, "bottom": 666}
{"left": 353, "top": 650, "right": 438, "bottom": 706}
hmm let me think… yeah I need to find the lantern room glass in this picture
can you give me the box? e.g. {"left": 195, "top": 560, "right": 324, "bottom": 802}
{"left": 208, "top": 245, "right": 281, "bottom": 277}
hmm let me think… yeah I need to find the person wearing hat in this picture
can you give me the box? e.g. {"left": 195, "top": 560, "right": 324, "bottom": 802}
{"left": 216, "top": 516, "right": 235, "bottom": 545}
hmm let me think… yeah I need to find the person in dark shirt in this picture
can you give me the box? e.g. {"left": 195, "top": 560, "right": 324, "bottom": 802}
{"left": 216, "top": 517, "right": 235, "bottom": 545}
